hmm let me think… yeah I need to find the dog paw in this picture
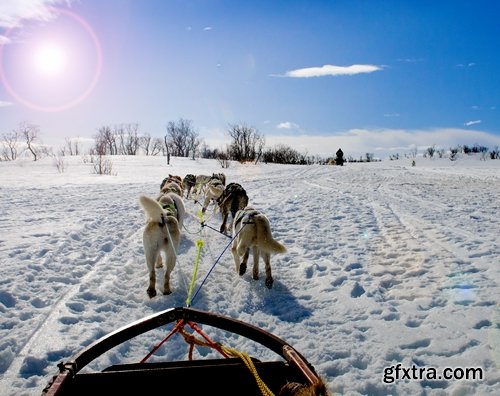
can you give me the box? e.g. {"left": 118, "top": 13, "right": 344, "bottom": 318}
{"left": 163, "top": 289, "right": 172, "bottom": 295}
{"left": 265, "top": 278, "right": 274, "bottom": 289}
{"left": 239, "top": 264, "right": 247, "bottom": 276}
{"left": 147, "top": 288, "right": 157, "bottom": 298}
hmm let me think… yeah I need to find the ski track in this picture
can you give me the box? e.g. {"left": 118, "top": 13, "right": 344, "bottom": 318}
{"left": 1, "top": 163, "right": 499, "bottom": 395}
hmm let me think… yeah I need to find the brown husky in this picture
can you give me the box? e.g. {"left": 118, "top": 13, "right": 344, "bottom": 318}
{"left": 139, "top": 194, "right": 184, "bottom": 298}
{"left": 231, "top": 206, "right": 286, "bottom": 289}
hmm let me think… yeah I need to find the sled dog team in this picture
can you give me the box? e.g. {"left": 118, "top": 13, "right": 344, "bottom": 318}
{"left": 139, "top": 173, "right": 286, "bottom": 298}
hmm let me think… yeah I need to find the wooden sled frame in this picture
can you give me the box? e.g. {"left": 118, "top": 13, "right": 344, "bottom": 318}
{"left": 42, "top": 307, "right": 322, "bottom": 395}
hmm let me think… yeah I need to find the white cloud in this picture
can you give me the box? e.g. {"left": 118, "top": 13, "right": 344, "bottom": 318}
{"left": 203, "top": 26, "right": 213, "bottom": 31}
{"left": 383, "top": 113, "right": 400, "bottom": 118}
{"left": 397, "top": 58, "right": 424, "bottom": 63}
{"left": 280, "top": 64, "right": 383, "bottom": 78}
{"left": 0, "top": 100, "right": 14, "bottom": 107}
{"left": 0, "top": 35, "right": 11, "bottom": 44}
{"left": 0, "top": 1, "right": 71, "bottom": 28}
{"left": 465, "top": 120, "right": 481, "bottom": 127}
{"left": 277, "top": 121, "right": 299, "bottom": 129}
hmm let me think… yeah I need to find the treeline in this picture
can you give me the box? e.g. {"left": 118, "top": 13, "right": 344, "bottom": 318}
{"left": 2, "top": 120, "right": 500, "bottom": 164}
{"left": 1, "top": 119, "right": 325, "bottom": 165}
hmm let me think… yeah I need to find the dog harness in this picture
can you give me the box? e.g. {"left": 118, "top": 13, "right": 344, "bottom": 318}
{"left": 160, "top": 201, "right": 178, "bottom": 227}
{"left": 233, "top": 209, "right": 258, "bottom": 228}
{"left": 217, "top": 183, "right": 243, "bottom": 204}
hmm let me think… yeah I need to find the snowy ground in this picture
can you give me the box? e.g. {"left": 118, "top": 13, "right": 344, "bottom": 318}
{"left": 0, "top": 155, "right": 499, "bottom": 395}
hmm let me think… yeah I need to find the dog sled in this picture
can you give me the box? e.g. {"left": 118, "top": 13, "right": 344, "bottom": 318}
{"left": 42, "top": 306, "right": 326, "bottom": 396}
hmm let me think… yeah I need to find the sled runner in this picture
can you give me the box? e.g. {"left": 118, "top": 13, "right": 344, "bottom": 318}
{"left": 42, "top": 306, "right": 324, "bottom": 396}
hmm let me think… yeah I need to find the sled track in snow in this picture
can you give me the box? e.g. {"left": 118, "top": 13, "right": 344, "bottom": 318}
{"left": 1, "top": 184, "right": 146, "bottom": 382}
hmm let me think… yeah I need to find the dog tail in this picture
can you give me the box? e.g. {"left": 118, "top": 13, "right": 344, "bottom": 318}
{"left": 139, "top": 194, "right": 164, "bottom": 223}
{"left": 255, "top": 214, "right": 287, "bottom": 254}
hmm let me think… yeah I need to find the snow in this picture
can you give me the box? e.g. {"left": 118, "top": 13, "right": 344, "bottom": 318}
{"left": 0, "top": 154, "right": 499, "bottom": 395}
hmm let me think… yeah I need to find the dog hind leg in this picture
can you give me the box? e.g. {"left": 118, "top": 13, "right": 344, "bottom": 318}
{"left": 262, "top": 251, "right": 273, "bottom": 288}
{"left": 239, "top": 248, "right": 250, "bottom": 275}
{"left": 252, "top": 246, "right": 260, "bottom": 280}
{"left": 231, "top": 239, "right": 241, "bottom": 274}
{"left": 144, "top": 244, "right": 158, "bottom": 298}
{"left": 163, "top": 248, "right": 176, "bottom": 295}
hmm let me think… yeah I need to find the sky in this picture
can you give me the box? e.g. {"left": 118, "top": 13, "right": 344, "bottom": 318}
{"left": 1, "top": 154, "right": 499, "bottom": 395}
{"left": 1, "top": 0, "right": 500, "bottom": 158}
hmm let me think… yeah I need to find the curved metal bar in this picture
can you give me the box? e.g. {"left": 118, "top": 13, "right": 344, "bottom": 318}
{"left": 44, "top": 307, "right": 320, "bottom": 395}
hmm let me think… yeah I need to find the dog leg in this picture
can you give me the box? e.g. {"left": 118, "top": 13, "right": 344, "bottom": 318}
{"left": 144, "top": 236, "right": 158, "bottom": 298}
{"left": 231, "top": 240, "right": 241, "bottom": 273}
{"left": 220, "top": 212, "right": 229, "bottom": 234}
{"left": 202, "top": 195, "right": 210, "bottom": 214}
{"left": 163, "top": 248, "right": 177, "bottom": 295}
{"left": 240, "top": 248, "right": 250, "bottom": 276}
{"left": 252, "top": 247, "right": 260, "bottom": 280}
{"left": 147, "top": 270, "right": 157, "bottom": 298}
{"left": 263, "top": 252, "right": 273, "bottom": 289}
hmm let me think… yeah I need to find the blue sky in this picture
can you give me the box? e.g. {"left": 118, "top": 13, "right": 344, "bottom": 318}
{"left": 1, "top": 0, "right": 500, "bottom": 158}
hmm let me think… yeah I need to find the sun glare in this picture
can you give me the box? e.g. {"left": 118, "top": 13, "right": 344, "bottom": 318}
{"left": 0, "top": 7, "right": 102, "bottom": 111}
{"left": 33, "top": 43, "right": 67, "bottom": 77}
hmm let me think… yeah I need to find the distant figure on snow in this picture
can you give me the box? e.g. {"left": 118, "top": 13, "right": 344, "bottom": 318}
{"left": 335, "top": 148, "right": 344, "bottom": 166}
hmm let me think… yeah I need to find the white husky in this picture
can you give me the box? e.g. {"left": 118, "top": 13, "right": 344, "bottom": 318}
{"left": 139, "top": 193, "right": 185, "bottom": 297}
{"left": 201, "top": 178, "right": 225, "bottom": 213}
{"left": 231, "top": 207, "right": 286, "bottom": 289}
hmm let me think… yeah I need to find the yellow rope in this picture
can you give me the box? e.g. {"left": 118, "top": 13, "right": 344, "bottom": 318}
{"left": 178, "top": 329, "right": 274, "bottom": 396}
{"left": 185, "top": 240, "right": 204, "bottom": 307}
{"left": 220, "top": 345, "right": 275, "bottom": 396}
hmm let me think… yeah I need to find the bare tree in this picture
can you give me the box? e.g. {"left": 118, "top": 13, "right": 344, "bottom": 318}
{"left": 138, "top": 133, "right": 163, "bottom": 156}
{"left": 90, "top": 135, "right": 114, "bottom": 175}
{"left": 115, "top": 125, "right": 126, "bottom": 154}
{"left": 19, "top": 122, "right": 41, "bottom": 161}
{"left": 139, "top": 133, "right": 152, "bottom": 155}
{"left": 186, "top": 130, "right": 201, "bottom": 159}
{"left": 165, "top": 118, "right": 196, "bottom": 157}
{"left": 115, "top": 123, "right": 140, "bottom": 155}
{"left": 150, "top": 137, "right": 163, "bottom": 156}
{"left": 63, "top": 137, "right": 81, "bottom": 156}
{"left": 123, "top": 123, "right": 140, "bottom": 155}
{"left": 1, "top": 130, "right": 20, "bottom": 161}
{"left": 227, "top": 123, "right": 265, "bottom": 162}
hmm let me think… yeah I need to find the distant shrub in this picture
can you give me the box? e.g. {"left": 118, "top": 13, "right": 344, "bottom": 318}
{"left": 449, "top": 147, "right": 459, "bottom": 161}
{"left": 53, "top": 155, "right": 67, "bottom": 173}
{"left": 490, "top": 146, "right": 499, "bottom": 159}
{"left": 91, "top": 154, "right": 114, "bottom": 175}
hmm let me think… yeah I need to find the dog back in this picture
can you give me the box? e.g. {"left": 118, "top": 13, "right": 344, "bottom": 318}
{"left": 233, "top": 207, "right": 286, "bottom": 254}
{"left": 183, "top": 174, "right": 196, "bottom": 188}
{"left": 218, "top": 183, "right": 248, "bottom": 208}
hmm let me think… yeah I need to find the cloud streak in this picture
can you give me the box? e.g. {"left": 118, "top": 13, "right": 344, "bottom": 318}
{"left": 465, "top": 120, "right": 481, "bottom": 126}
{"left": 280, "top": 64, "right": 383, "bottom": 78}
{"left": 277, "top": 121, "right": 299, "bottom": 129}
{"left": 0, "top": 1, "right": 71, "bottom": 28}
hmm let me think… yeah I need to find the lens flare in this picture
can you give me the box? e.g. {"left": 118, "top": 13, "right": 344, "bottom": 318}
{"left": 0, "top": 7, "right": 102, "bottom": 112}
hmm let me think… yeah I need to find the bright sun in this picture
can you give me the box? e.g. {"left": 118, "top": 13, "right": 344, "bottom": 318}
{"left": 33, "top": 43, "right": 67, "bottom": 77}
